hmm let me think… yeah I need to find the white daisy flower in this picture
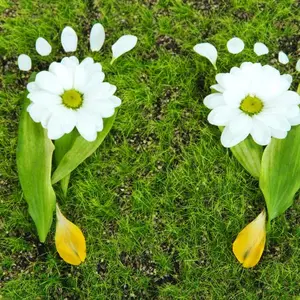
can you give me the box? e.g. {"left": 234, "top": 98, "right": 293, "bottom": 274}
{"left": 204, "top": 62, "right": 300, "bottom": 147}
{"left": 27, "top": 56, "right": 121, "bottom": 141}
{"left": 18, "top": 24, "right": 138, "bottom": 142}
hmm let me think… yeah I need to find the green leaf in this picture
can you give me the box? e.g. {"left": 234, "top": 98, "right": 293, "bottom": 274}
{"left": 230, "top": 136, "right": 263, "bottom": 179}
{"left": 54, "top": 130, "right": 79, "bottom": 197}
{"left": 260, "top": 125, "right": 300, "bottom": 220}
{"left": 17, "top": 99, "right": 56, "bottom": 242}
{"left": 52, "top": 112, "right": 117, "bottom": 184}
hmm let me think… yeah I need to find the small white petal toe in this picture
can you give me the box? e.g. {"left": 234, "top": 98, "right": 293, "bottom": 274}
{"left": 227, "top": 37, "right": 244, "bottom": 54}
{"left": 254, "top": 42, "right": 269, "bottom": 56}
{"left": 193, "top": 43, "right": 218, "bottom": 69}
{"left": 61, "top": 26, "right": 78, "bottom": 52}
{"left": 18, "top": 54, "right": 32, "bottom": 71}
{"left": 90, "top": 23, "right": 105, "bottom": 52}
{"left": 296, "top": 59, "right": 300, "bottom": 72}
{"left": 111, "top": 35, "right": 138, "bottom": 63}
{"left": 36, "top": 37, "right": 52, "bottom": 56}
{"left": 278, "top": 51, "right": 289, "bottom": 65}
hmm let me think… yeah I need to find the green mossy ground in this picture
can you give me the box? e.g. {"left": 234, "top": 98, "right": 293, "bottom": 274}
{"left": 0, "top": 0, "right": 300, "bottom": 298}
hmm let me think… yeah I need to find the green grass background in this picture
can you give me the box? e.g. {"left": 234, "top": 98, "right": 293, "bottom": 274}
{"left": 0, "top": 0, "right": 300, "bottom": 298}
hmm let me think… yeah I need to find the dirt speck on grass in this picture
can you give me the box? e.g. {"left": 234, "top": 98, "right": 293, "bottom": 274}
{"left": 183, "top": 0, "right": 230, "bottom": 14}
{"left": 156, "top": 35, "right": 180, "bottom": 55}
{"left": 277, "top": 34, "right": 300, "bottom": 54}
{"left": 0, "top": 232, "right": 51, "bottom": 289}
{"left": 233, "top": 9, "right": 254, "bottom": 21}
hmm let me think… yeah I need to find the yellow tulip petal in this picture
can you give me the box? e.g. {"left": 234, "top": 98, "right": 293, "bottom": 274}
{"left": 55, "top": 205, "right": 86, "bottom": 265}
{"left": 233, "top": 210, "right": 266, "bottom": 268}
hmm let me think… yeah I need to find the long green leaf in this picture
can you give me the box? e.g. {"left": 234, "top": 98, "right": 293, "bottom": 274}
{"left": 230, "top": 136, "right": 263, "bottom": 179}
{"left": 260, "top": 125, "right": 300, "bottom": 220}
{"left": 17, "top": 99, "right": 56, "bottom": 242}
{"left": 52, "top": 112, "right": 117, "bottom": 184}
{"left": 54, "top": 130, "right": 78, "bottom": 196}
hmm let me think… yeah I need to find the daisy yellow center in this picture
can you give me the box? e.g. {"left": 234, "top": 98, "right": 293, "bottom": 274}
{"left": 62, "top": 90, "right": 83, "bottom": 109}
{"left": 240, "top": 95, "right": 263, "bottom": 115}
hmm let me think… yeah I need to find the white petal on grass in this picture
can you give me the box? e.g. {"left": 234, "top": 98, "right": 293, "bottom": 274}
{"left": 61, "top": 26, "right": 78, "bottom": 52}
{"left": 18, "top": 54, "right": 32, "bottom": 71}
{"left": 227, "top": 37, "right": 244, "bottom": 54}
{"left": 90, "top": 23, "right": 105, "bottom": 52}
{"left": 278, "top": 51, "right": 289, "bottom": 65}
{"left": 193, "top": 43, "right": 218, "bottom": 69}
{"left": 111, "top": 35, "right": 138, "bottom": 63}
{"left": 296, "top": 60, "right": 300, "bottom": 72}
{"left": 254, "top": 42, "right": 269, "bottom": 56}
{"left": 36, "top": 37, "right": 52, "bottom": 56}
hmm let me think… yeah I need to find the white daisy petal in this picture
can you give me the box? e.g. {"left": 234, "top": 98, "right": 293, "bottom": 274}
{"left": 90, "top": 23, "right": 105, "bottom": 52}
{"left": 193, "top": 43, "right": 218, "bottom": 69}
{"left": 282, "top": 74, "right": 292, "bottom": 85}
{"left": 61, "top": 26, "right": 78, "bottom": 52}
{"left": 227, "top": 37, "right": 244, "bottom": 54}
{"left": 80, "top": 57, "right": 94, "bottom": 67}
{"left": 278, "top": 51, "right": 289, "bottom": 65}
{"left": 110, "top": 96, "right": 122, "bottom": 107}
{"left": 296, "top": 59, "right": 300, "bottom": 72}
{"left": 286, "top": 105, "right": 300, "bottom": 119}
{"left": 76, "top": 110, "right": 97, "bottom": 142}
{"left": 61, "top": 56, "right": 79, "bottom": 68}
{"left": 84, "top": 82, "right": 116, "bottom": 101}
{"left": 288, "top": 114, "right": 300, "bottom": 126}
{"left": 91, "top": 101, "right": 115, "bottom": 118}
{"left": 27, "top": 82, "right": 39, "bottom": 93}
{"left": 223, "top": 89, "right": 245, "bottom": 108}
{"left": 210, "top": 84, "right": 224, "bottom": 92}
{"left": 35, "top": 37, "right": 52, "bottom": 56}
{"left": 227, "top": 113, "right": 252, "bottom": 136}
{"left": 73, "top": 66, "right": 88, "bottom": 93}
{"left": 84, "top": 62, "right": 102, "bottom": 76}
{"left": 111, "top": 35, "right": 138, "bottom": 63}
{"left": 270, "top": 128, "right": 287, "bottom": 139}
{"left": 56, "top": 107, "right": 77, "bottom": 134}
{"left": 34, "top": 71, "right": 64, "bottom": 95}
{"left": 27, "top": 91, "right": 61, "bottom": 107}
{"left": 27, "top": 103, "right": 47, "bottom": 123}
{"left": 208, "top": 106, "right": 239, "bottom": 126}
{"left": 221, "top": 126, "right": 249, "bottom": 148}
{"left": 18, "top": 54, "right": 32, "bottom": 71}
{"left": 49, "top": 62, "right": 73, "bottom": 90}
{"left": 258, "top": 113, "right": 291, "bottom": 131}
{"left": 80, "top": 72, "right": 105, "bottom": 94}
{"left": 254, "top": 42, "right": 269, "bottom": 56}
{"left": 250, "top": 117, "right": 271, "bottom": 145}
{"left": 203, "top": 93, "right": 225, "bottom": 109}
{"left": 47, "top": 115, "right": 65, "bottom": 140}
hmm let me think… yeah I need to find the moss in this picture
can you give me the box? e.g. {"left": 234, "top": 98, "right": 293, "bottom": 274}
{"left": 0, "top": 0, "right": 300, "bottom": 298}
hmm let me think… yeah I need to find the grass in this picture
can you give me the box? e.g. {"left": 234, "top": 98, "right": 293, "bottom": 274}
{"left": 1, "top": 0, "right": 300, "bottom": 298}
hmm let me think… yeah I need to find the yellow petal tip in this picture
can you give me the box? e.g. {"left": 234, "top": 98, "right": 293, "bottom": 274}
{"left": 233, "top": 210, "right": 266, "bottom": 268}
{"left": 55, "top": 205, "right": 86, "bottom": 265}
